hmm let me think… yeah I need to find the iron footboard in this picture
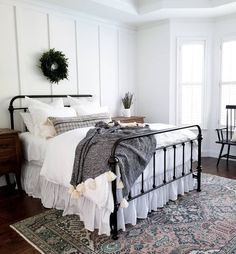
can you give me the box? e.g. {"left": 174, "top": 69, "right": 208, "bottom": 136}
{"left": 108, "top": 125, "right": 202, "bottom": 240}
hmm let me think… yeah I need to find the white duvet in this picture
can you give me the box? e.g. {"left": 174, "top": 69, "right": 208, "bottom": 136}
{"left": 40, "top": 123, "right": 197, "bottom": 213}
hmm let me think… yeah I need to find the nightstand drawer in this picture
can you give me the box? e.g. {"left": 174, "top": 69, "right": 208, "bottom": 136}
{"left": 0, "top": 138, "right": 16, "bottom": 159}
{"left": 0, "top": 128, "right": 22, "bottom": 192}
{"left": 0, "top": 137, "right": 16, "bottom": 148}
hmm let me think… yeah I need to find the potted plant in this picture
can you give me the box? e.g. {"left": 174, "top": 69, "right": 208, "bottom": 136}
{"left": 122, "top": 92, "right": 133, "bottom": 117}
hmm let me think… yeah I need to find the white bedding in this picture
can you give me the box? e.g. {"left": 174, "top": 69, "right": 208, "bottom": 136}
{"left": 40, "top": 123, "right": 196, "bottom": 188}
{"left": 21, "top": 123, "right": 198, "bottom": 235}
{"left": 20, "top": 132, "right": 48, "bottom": 165}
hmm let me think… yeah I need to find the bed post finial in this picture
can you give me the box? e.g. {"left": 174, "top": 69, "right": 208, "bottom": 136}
{"left": 8, "top": 104, "right": 14, "bottom": 129}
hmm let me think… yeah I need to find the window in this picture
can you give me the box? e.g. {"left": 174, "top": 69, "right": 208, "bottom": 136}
{"left": 220, "top": 40, "right": 236, "bottom": 125}
{"left": 177, "top": 40, "right": 206, "bottom": 126}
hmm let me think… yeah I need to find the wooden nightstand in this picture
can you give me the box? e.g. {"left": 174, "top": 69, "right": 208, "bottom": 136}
{"left": 112, "top": 116, "right": 145, "bottom": 124}
{"left": 0, "top": 129, "right": 22, "bottom": 192}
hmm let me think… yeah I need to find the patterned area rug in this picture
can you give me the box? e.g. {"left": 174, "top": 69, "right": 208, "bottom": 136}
{"left": 11, "top": 174, "right": 236, "bottom": 254}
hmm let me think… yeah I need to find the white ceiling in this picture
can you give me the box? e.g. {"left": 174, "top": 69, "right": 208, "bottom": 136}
{"left": 37, "top": 0, "right": 236, "bottom": 26}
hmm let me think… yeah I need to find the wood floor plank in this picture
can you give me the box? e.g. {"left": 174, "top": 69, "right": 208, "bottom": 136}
{"left": 202, "top": 157, "right": 236, "bottom": 179}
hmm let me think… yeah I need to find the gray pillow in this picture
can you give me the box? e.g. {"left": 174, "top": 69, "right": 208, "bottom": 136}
{"left": 48, "top": 113, "right": 111, "bottom": 135}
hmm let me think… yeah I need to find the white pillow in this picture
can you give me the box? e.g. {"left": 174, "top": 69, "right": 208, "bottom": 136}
{"left": 67, "top": 96, "right": 109, "bottom": 116}
{"left": 67, "top": 96, "right": 96, "bottom": 107}
{"left": 29, "top": 106, "right": 77, "bottom": 138}
{"left": 20, "top": 112, "right": 35, "bottom": 134}
{"left": 23, "top": 97, "right": 67, "bottom": 137}
{"left": 232, "top": 129, "right": 236, "bottom": 142}
{"left": 38, "top": 120, "right": 57, "bottom": 139}
{"left": 25, "top": 97, "right": 64, "bottom": 109}
{"left": 72, "top": 104, "right": 109, "bottom": 116}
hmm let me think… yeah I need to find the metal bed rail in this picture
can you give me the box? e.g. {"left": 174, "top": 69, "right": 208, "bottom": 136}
{"left": 109, "top": 125, "right": 202, "bottom": 239}
{"left": 8, "top": 94, "right": 92, "bottom": 129}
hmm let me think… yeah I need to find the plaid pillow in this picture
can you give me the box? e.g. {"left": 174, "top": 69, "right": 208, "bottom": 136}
{"left": 48, "top": 113, "right": 111, "bottom": 135}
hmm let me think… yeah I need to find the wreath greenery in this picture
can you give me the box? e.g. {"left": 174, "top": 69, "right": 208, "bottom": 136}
{"left": 39, "top": 48, "right": 68, "bottom": 84}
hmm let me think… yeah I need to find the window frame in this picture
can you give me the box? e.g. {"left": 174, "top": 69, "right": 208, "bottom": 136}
{"left": 176, "top": 37, "right": 207, "bottom": 128}
{"left": 219, "top": 37, "right": 236, "bottom": 126}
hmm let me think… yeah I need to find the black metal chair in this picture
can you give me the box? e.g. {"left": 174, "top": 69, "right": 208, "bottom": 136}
{"left": 216, "top": 105, "right": 236, "bottom": 166}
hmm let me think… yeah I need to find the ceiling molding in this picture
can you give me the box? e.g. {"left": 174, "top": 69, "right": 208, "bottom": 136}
{"left": 0, "top": 0, "right": 137, "bottom": 30}
{"left": 6, "top": 0, "right": 236, "bottom": 26}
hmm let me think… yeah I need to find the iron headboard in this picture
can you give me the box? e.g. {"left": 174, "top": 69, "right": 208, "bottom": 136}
{"left": 8, "top": 94, "right": 93, "bottom": 129}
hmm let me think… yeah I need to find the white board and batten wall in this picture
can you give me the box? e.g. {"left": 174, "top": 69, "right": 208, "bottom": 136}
{"left": 0, "top": 0, "right": 136, "bottom": 186}
{"left": 0, "top": 0, "right": 136, "bottom": 129}
{"left": 137, "top": 21, "right": 171, "bottom": 124}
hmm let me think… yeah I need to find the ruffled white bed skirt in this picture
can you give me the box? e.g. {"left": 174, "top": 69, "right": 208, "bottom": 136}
{"left": 21, "top": 161, "right": 196, "bottom": 235}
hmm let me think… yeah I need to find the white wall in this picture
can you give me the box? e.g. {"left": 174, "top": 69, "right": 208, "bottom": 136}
{"left": 0, "top": 0, "right": 136, "bottom": 185}
{"left": 137, "top": 21, "right": 170, "bottom": 123}
{"left": 136, "top": 17, "right": 236, "bottom": 157}
{"left": 169, "top": 19, "right": 214, "bottom": 155}
{"left": 0, "top": 0, "right": 136, "bottom": 129}
{"left": 170, "top": 17, "right": 236, "bottom": 157}
{"left": 136, "top": 20, "right": 214, "bottom": 154}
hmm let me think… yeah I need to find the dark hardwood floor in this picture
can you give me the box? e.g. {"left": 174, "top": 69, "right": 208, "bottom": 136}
{"left": 202, "top": 157, "right": 236, "bottom": 179}
{"left": 0, "top": 157, "right": 235, "bottom": 254}
{"left": 0, "top": 187, "right": 46, "bottom": 254}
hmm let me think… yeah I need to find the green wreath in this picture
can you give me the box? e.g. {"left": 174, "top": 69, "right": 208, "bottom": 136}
{"left": 39, "top": 48, "right": 68, "bottom": 84}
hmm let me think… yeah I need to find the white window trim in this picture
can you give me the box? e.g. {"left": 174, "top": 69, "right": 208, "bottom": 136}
{"left": 176, "top": 37, "right": 207, "bottom": 128}
{"left": 218, "top": 36, "right": 236, "bottom": 127}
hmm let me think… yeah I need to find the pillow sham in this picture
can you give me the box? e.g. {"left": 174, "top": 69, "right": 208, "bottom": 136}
{"left": 25, "top": 96, "right": 64, "bottom": 109}
{"left": 48, "top": 113, "right": 111, "bottom": 135}
{"left": 67, "top": 95, "right": 95, "bottom": 107}
{"left": 20, "top": 113, "right": 56, "bottom": 138}
{"left": 72, "top": 104, "right": 109, "bottom": 116}
{"left": 30, "top": 106, "right": 77, "bottom": 138}
{"left": 20, "top": 112, "right": 35, "bottom": 134}
{"left": 67, "top": 95, "right": 109, "bottom": 116}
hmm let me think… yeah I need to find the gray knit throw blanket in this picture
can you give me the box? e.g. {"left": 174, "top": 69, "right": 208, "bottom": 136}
{"left": 70, "top": 122, "right": 156, "bottom": 196}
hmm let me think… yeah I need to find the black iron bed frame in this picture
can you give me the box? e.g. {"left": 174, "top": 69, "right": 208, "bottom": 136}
{"left": 9, "top": 94, "right": 202, "bottom": 240}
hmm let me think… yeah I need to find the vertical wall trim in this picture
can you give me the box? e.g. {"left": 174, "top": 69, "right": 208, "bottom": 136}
{"left": 98, "top": 25, "right": 102, "bottom": 105}
{"left": 46, "top": 14, "right": 51, "bottom": 51}
{"left": 74, "top": 20, "right": 79, "bottom": 95}
{"left": 13, "top": 6, "right": 22, "bottom": 97}
{"left": 46, "top": 13, "right": 53, "bottom": 96}
{"left": 117, "top": 29, "right": 120, "bottom": 104}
